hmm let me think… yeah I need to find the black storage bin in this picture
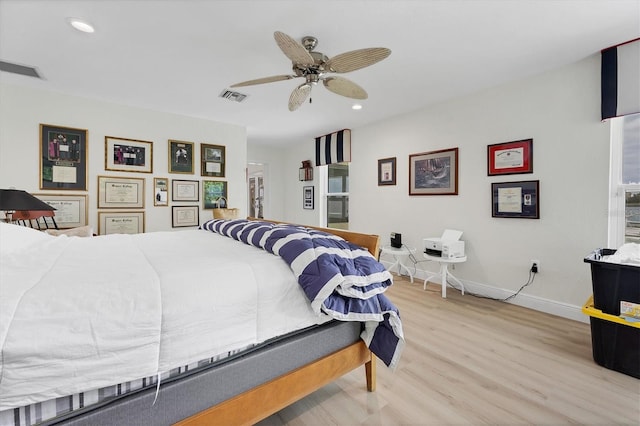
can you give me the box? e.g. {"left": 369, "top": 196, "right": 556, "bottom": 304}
{"left": 589, "top": 316, "right": 640, "bottom": 378}
{"left": 584, "top": 248, "right": 640, "bottom": 316}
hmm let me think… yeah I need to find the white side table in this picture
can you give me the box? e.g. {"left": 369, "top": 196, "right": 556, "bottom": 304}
{"left": 380, "top": 245, "right": 416, "bottom": 283}
{"left": 423, "top": 253, "right": 468, "bottom": 298}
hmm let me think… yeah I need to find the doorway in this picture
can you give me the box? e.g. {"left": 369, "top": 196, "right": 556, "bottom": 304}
{"left": 248, "top": 162, "right": 265, "bottom": 219}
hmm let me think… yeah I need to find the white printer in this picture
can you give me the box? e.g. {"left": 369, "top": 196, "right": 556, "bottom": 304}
{"left": 424, "top": 229, "right": 465, "bottom": 259}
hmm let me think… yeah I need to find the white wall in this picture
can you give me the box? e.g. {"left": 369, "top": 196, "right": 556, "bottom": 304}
{"left": 0, "top": 84, "right": 247, "bottom": 232}
{"left": 251, "top": 54, "right": 610, "bottom": 321}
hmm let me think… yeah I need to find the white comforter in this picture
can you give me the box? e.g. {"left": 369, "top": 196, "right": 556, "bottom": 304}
{"left": 0, "top": 223, "right": 328, "bottom": 410}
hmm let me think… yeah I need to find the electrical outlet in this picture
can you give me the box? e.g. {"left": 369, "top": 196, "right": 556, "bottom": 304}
{"left": 531, "top": 259, "right": 540, "bottom": 273}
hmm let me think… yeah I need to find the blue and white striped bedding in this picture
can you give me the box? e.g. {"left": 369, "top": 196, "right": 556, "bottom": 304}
{"left": 200, "top": 219, "right": 405, "bottom": 369}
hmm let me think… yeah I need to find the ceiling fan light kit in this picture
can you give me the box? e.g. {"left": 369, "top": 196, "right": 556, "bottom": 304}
{"left": 230, "top": 31, "right": 391, "bottom": 111}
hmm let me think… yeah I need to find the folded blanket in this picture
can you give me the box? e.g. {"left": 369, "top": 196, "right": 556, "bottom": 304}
{"left": 201, "top": 219, "right": 404, "bottom": 369}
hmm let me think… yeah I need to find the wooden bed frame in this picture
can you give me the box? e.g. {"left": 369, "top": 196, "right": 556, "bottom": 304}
{"left": 176, "top": 218, "right": 381, "bottom": 425}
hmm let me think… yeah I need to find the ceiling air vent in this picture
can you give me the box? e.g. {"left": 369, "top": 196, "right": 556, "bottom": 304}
{"left": 0, "top": 60, "right": 42, "bottom": 79}
{"left": 219, "top": 89, "right": 248, "bottom": 103}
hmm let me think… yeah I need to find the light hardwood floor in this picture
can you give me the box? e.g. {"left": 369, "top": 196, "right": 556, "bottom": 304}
{"left": 258, "top": 275, "right": 640, "bottom": 425}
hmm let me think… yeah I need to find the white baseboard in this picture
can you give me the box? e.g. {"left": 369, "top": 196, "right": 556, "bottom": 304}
{"left": 382, "top": 262, "right": 588, "bottom": 324}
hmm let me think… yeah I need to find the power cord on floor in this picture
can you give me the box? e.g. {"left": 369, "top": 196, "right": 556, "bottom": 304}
{"left": 450, "top": 269, "right": 537, "bottom": 302}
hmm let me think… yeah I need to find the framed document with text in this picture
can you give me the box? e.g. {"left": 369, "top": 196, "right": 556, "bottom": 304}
{"left": 34, "top": 193, "right": 88, "bottom": 228}
{"left": 172, "top": 205, "right": 199, "bottom": 228}
{"left": 97, "top": 176, "right": 145, "bottom": 209}
{"left": 172, "top": 179, "right": 199, "bottom": 202}
{"left": 491, "top": 180, "right": 539, "bottom": 219}
{"left": 487, "top": 139, "right": 533, "bottom": 176}
{"left": 98, "top": 211, "right": 145, "bottom": 235}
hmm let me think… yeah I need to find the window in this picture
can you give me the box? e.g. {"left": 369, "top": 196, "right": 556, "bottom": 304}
{"left": 326, "top": 163, "right": 349, "bottom": 230}
{"left": 609, "top": 113, "right": 640, "bottom": 246}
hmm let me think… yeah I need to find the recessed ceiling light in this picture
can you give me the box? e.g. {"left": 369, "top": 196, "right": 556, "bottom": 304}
{"left": 67, "top": 18, "right": 95, "bottom": 33}
{"left": 352, "top": 104, "right": 363, "bottom": 110}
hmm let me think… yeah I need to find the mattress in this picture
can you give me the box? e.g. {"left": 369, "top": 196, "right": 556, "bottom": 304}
{"left": 0, "top": 223, "right": 331, "bottom": 414}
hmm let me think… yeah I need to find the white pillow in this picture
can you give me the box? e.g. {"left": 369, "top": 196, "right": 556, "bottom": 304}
{"left": 0, "top": 222, "right": 54, "bottom": 255}
{"left": 45, "top": 226, "right": 94, "bottom": 238}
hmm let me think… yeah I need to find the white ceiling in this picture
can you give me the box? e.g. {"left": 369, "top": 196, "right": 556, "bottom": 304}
{"left": 1, "top": 0, "right": 638, "bottom": 146}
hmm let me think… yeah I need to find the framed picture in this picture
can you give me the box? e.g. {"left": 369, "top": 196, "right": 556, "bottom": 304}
{"left": 487, "top": 138, "right": 533, "bottom": 176}
{"left": 491, "top": 180, "right": 540, "bottom": 219}
{"left": 172, "top": 205, "right": 200, "bottom": 228}
{"left": 201, "top": 144, "right": 225, "bottom": 178}
{"left": 33, "top": 193, "right": 88, "bottom": 229}
{"left": 105, "top": 136, "right": 153, "bottom": 173}
{"left": 97, "top": 176, "right": 145, "bottom": 209}
{"left": 169, "top": 140, "right": 195, "bottom": 174}
{"left": 203, "top": 180, "right": 228, "bottom": 209}
{"left": 153, "top": 177, "right": 169, "bottom": 207}
{"left": 39, "top": 123, "right": 88, "bottom": 190}
{"left": 378, "top": 157, "right": 397, "bottom": 186}
{"left": 409, "top": 147, "right": 458, "bottom": 195}
{"left": 171, "top": 179, "right": 199, "bottom": 202}
{"left": 98, "top": 211, "right": 145, "bottom": 235}
{"left": 303, "top": 186, "right": 314, "bottom": 209}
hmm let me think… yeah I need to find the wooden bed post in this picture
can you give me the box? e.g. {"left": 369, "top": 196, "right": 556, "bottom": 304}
{"left": 365, "top": 354, "right": 377, "bottom": 392}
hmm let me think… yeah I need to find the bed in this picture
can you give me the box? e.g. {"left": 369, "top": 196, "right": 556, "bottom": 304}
{"left": 0, "top": 218, "right": 403, "bottom": 425}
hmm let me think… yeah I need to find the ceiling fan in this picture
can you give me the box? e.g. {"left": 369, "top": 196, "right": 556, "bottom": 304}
{"left": 230, "top": 31, "right": 391, "bottom": 111}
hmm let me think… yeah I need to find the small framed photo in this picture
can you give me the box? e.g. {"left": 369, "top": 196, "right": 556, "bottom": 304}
{"left": 172, "top": 179, "right": 199, "bottom": 202}
{"left": 201, "top": 144, "right": 225, "bottom": 178}
{"left": 105, "top": 136, "right": 153, "bottom": 173}
{"left": 303, "top": 186, "right": 314, "bottom": 209}
{"left": 169, "top": 140, "right": 195, "bottom": 174}
{"left": 409, "top": 147, "right": 458, "bottom": 195}
{"left": 33, "top": 193, "right": 88, "bottom": 229}
{"left": 39, "top": 123, "right": 88, "bottom": 190}
{"left": 153, "top": 177, "right": 169, "bottom": 207}
{"left": 378, "top": 157, "right": 396, "bottom": 186}
{"left": 487, "top": 138, "right": 533, "bottom": 176}
{"left": 172, "top": 205, "right": 200, "bottom": 228}
{"left": 203, "top": 180, "right": 228, "bottom": 209}
{"left": 97, "top": 176, "right": 145, "bottom": 209}
{"left": 491, "top": 180, "right": 540, "bottom": 219}
{"left": 98, "top": 211, "right": 145, "bottom": 235}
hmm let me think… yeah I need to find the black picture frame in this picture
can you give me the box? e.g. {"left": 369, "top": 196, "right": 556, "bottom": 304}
{"left": 378, "top": 157, "right": 397, "bottom": 186}
{"left": 39, "top": 123, "right": 88, "bottom": 190}
{"left": 491, "top": 180, "right": 540, "bottom": 219}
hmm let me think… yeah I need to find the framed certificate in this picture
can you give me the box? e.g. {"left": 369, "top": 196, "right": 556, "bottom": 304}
{"left": 487, "top": 139, "right": 533, "bottom": 176}
{"left": 97, "top": 176, "right": 145, "bottom": 209}
{"left": 98, "top": 211, "right": 145, "bottom": 235}
{"left": 33, "top": 193, "right": 88, "bottom": 228}
{"left": 491, "top": 180, "right": 539, "bottom": 219}
{"left": 172, "top": 179, "right": 199, "bottom": 202}
{"left": 172, "top": 205, "right": 199, "bottom": 228}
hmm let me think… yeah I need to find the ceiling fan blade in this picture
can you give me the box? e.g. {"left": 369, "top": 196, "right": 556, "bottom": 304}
{"left": 230, "top": 74, "right": 296, "bottom": 88}
{"left": 274, "top": 31, "right": 314, "bottom": 66}
{"left": 325, "top": 48, "right": 391, "bottom": 73}
{"left": 323, "top": 76, "right": 368, "bottom": 100}
{"left": 288, "top": 83, "right": 312, "bottom": 111}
